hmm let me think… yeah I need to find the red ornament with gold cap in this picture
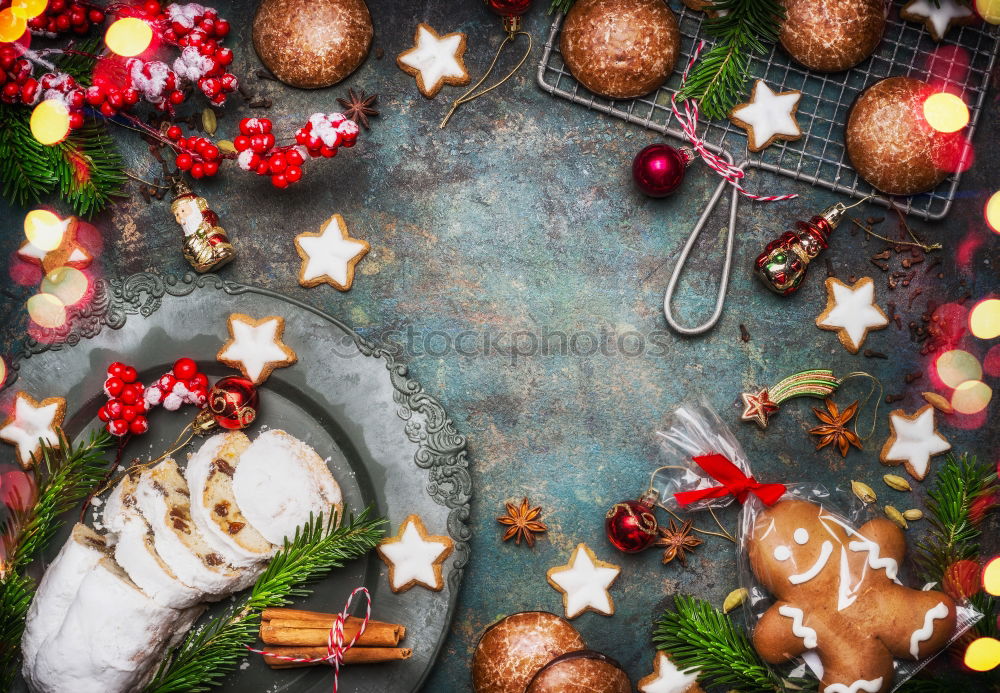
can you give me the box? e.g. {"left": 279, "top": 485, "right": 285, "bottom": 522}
{"left": 193, "top": 375, "right": 259, "bottom": 433}
{"left": 604, "top": 491, "right": 659, "bottom": 553}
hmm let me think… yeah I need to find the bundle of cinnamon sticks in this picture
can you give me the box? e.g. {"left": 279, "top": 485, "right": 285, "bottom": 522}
{"left": 259, "top": 607, "right": 411, "bottom": 669}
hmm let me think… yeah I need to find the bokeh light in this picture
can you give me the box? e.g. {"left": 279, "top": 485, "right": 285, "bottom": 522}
{"left": 970, "top": 299, "right": 1000, "bottom": 339}
{"left": 984, "top": 345, "right": 1000, "bottom": 378}
{"left": 23, "top": 209, "right": 65, "bottom": 251}
{"left": 923, "top": 92, "right": 970, "bottom": 133}
{"left": 0, "top": 469, "right": 36, "bottom": 512}
{"left": 9, "top": 0, "right": 46, "bottom": 19}
{"left": 986, "top": 190, "right": 1000, "bottom": 234}
{"left": 104, "top": 17, "right": 152, "bottom": 57}
{"left": 952, "top": 380, "right": 993, "bottom": 415}
{"left": 977, "top": 0, "right": 1000, "bottom": 24}
{"left": 41, "top": 266, "right": 88, "bottom": 306}
{"left": 30, "top": 99, "right": 71, "bottom": 146}
{"left": 935, "top": 349, "right": 982, "bottom": 388}
{"left": 0, "top": 7, "right": 27, "bottom": 42}
{"left": 966, "top": 637, "right": 1000, "bottom": 672}
{"left": 26, "top": 292, "right": 66, "bottom": 329}
{"left": 985, "top": 557, "right": 1000, "bottom": 596}
{"left": 0, "top": 356, "right": 5, "bottom": 387}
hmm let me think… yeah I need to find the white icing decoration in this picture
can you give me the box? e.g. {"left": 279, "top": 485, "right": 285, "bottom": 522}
{"left": 847, "top": 538, "right": 899, "bottom": 580}
{"left": 296, "top": 215, "right": 368, "bottom": 289}
{"left": 731, "top": 81, "right": 801, "bottom": 150}
{"left": 549, "top": 544, "right": 620, "bottom": 618}
{"left": 774, "top": 545, "right": 792, "bottom": 561}
{"left": 884, "top": 408, "right": 951, "bottom": 480}
{"left": 818, "top": 279, "right": 888, "bottom": 352}
{"left": 789, "top": 541, "right": 833, "bottom": 584}
{"left": 217, "top": 316, "right": 292, "bottom": 384}
{"left": 837, "top": 546, "right": 859, "bottom": 611}
{"left": 794, "top": 528, "right": 809, "bottom": 545}
{"left": 825, "top": 678, "right": 884, "bottom": 693}
{"left": 778, "top": 605, "right": 818, "bottom": 648}
{"left": 639, "top": 652, "right": 700, "bottom": 693}
{"left": 398, "top": 25, "right": 467, "bottom": 96}
{"left": 802, "top": 650, "right": 825, "bottom": 680}
{"left": 379, "top": 517, "right": 451, "bottom": 591}
{"left": 0, "top": 395, "right": 62, "bottom": 467}
{"left": 904, "top": 0, "right": 973, "bottom": 39}
{"left": 909, "top": 601, "right": 950, "bottom": 659}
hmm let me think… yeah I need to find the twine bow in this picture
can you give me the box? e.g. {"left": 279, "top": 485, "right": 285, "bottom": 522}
{"left": 247, "top": 587, "right": 371, "bottom": 693}
{"left": 673, "top": 453, "right": 786, "bottom": 507}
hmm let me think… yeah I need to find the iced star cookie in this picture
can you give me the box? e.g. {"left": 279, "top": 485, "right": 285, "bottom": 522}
{"left": 546, "top": 543, "right": 620, "bottom": 619}
{"left": 216, "top": 314, "right": 297, "bottom": 385}
{"left": 396, "top": 23, "right": 470, "bottom": 99}
{"left": 294, "top": 214, "right": 370, "bottom": 291}
{"left": 815, "top": 277, "right": 888, "bottom": 354}
{"left": 901, "top": 0, "right": 976, "bottom": 42}
{"left": 638, "top": 652, "right": 703, "bottom": 693}
{"left": 880, "top": 404, "right": 951, "bottom": 481}
{"left": 377, "top": 514, "right": 454, "bottom": 592}
{"left": 17, "top": 216, "right": 91, "bottom": 273}
{"left": 730, "top": 81, "right": 802, "bottom": 152}
{"left": 0, "top": 392, "right": 66, "bottom": 469}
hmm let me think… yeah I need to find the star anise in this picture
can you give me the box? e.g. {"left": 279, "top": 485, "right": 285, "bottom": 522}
{"left": 809, "top": 398, "right": 863, "bottom": 457}
{"left": 337, "top": 88, "right": 379, "bottom": 129}
{"left": 655, "top": 519, "right": 702, "bottom": 566}
{"left": 497, "top": 498, "right": 547, "bottom": 547}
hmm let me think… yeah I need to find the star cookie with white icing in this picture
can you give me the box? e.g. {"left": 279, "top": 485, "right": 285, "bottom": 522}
{"left": 901, "top": 0, "right": 976, "bottom": 42}
{"left": 376, "top": 514, "right": 454, "bottom": 592}
{"left": 0, "top": 392, "right": 66, "bottom": 469}
{"left": 294, "top": 214, "right": 370, "bottom": 291}
{"left": 217, "top": 314, "right": 297, "bottom": 385}
{"left": 17, "top": 216, "right": 91, "bottom": 273}
{"left": 880, "top": 404, "right": 951, "bottom": 481}
{"left": 638, "top": 652, "right": 703, "bottom": 693}
{"left": 730, "top": 80, "right": 803, "bottom": 152}
{"left": 546, "top": 543, "right": 620, "bottom": 619}
{"left": 397, "top": 23, "right": 470, "bottom": 99}
{"left": 815, "top": 277, "right": 888, "bottom": 354}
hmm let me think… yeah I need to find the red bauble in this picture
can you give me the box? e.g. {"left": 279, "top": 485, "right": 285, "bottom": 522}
{"left": 485, "top": 0, "right": 532, "bottom": 17}
{"left": 204, "top": 376, "right": 258, "bottom": 430}
{"left": 604, "top": 498, "right": 658, "bottom": 553}
{"left": 632, "top": 144, "right": 691, "bottom": 198}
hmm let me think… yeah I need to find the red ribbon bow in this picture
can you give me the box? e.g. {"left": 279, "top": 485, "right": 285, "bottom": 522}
{"left": 673, "top": 453, "right": 786, "bottom": 507}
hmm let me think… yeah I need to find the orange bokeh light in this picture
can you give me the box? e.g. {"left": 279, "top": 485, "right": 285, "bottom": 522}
{"left": 965, "top": 637, "right": 1000, "bottom": 672}
{"left": 0, "top": 7, "right": 27, "bottom": 42}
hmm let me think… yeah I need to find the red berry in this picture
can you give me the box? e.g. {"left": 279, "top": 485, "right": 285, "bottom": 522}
{"left": 166, "top": 125, "right": 182, "bottom": 140}
{"left": 107, "top": 91, "right": 124, "bottom": 108}
{"left": 268, "top": 153, "right": 286, "bottom": 173}
{"left": 108, "top": 362, "right": 126, "bottom": 377}
{"left": 239, "top": 119, "right": 252, "bottom": 135}
{"left": 259, "top": 119, "right": 272, "bottom": 134}
{"left": 190, "top": 162, "right": 204, "bottom": 178}
{"left": 216, "top": 48, "right": 233, "bottom": 66}
{"left": 250, "top": 134, "right": 267, "bottom": 154}
{"left": 320, "top": 146, "right": 337, "bottom": 158}
{"left": 175, "top": 153, "right": 193, "bottom": 170}
{"left": 122, "top": 365, "right": 138, "bottom": 383}
{"left": 203, "top": 160, "right": 219, "bottom": 176}
{"left": 50, "top": 0, "right": 66, "bottom": 12}
{"left": 271, "top": 174, "right": 289, "bottom": 189}
{"left": 173, "top": 357, "right": 197, "bottom": 379}
{"left": 55, "top": 14, "right": 70, "bottom": 30}
{"left": 88, "top": 8, "right": 105, "bottom": 23}
{"left": 97, "top": 405, "right": 111, "bottom": 422}
{"left": 108, "top": 419, "right": 129, "bottom": 436}
{"left": 68, "top": 90, "right": 84, "bottom": 108}
{"left": 121, "top": 406, "right": 137, "bottom": 422}
{"left": 20, "top": 80, "right": 37, "bottom": 104}
{"left": 2, "top": 82, "right": 20, "bottom": 101}
{"left": 168, "top": 89, "right": 185, "bottom": 105}
{"left": 69, "top": 112, "right": 84, "bottom": 129}
{"left": 295, "top": 131, "right": 308, "bottom": 145}
{"left": 234, "top": 135, "right": 250, "bottom": 151}
{"left": 85, "top": 85, "right": 104, "bottom": 105}
{"left": 129, "top": 417, "right": 149, "bottom": 435}
{"left": 262, "top": 133, "right": 275, "bottom": 150}
{"left": 189, "top": 372, "right": 208, "bottom": 390}
{"left": 100, "top": 102, "right": 116, "bottom": 116}
{"left": 286, "top": 149, "right": 303, "bottom": 166}
{"left": 104, "top": 376, "right": 124, "bottom": 397}
{"left": 121, "top": 384, "right": 141, "bottom": 405}
{"left": 214, "top": 18, "right": 229, "bottom": 36}
{"left": 123, "top": 88, "right": 139, "bottom": 105}
{"left": 286, "top": 166, "right": 302, "bottom": 183}
{"left": 106, "top": 400, "right": 124, "bottom": 418}
{"left": 255, "top": 161, "right": 269, "bottom": 176}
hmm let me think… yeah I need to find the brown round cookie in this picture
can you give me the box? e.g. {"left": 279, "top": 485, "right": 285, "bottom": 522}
{"left": 252, "top": 0, "right": 372, "bottom": 89}
{"left": 846, "top": 77, "right": 961, "bottom": 196}
{"left": 560, "top": 0, "right": 679, "bottom": 100}
{"left": 525, "top": 651, "right": 631, "bottom": 693}
{"left": 472, "top": 612, "right": 586, "bottom": 693}
{"left": 780, "top": 0, "right": 885, "bottom": 72}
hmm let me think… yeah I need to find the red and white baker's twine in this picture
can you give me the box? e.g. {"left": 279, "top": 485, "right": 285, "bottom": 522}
{"left": 671, "top": 40, "right": 797, "bottom": 202}
{"left": 247, "top": 587, "right": 371, "bottom": 693}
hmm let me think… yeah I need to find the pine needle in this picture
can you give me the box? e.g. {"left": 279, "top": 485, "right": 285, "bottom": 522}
{"left": 144, "top": 508, "right": 385, "bottom": 693}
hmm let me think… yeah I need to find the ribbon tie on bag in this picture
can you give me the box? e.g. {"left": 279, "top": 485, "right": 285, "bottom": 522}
{"left": 247, "top": 586, "right": 371, "bottom": 693}
{"left": 673, "top": 453, "right": 786, "bottom": 507}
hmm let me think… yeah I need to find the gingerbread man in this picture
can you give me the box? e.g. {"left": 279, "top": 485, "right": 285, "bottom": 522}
{"left": 748, "top": 499, "right": 956, "bottom": 693}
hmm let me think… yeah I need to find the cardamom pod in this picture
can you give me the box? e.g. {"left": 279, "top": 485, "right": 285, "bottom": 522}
{"left": 722, "top": 587, "right": 748, "bottom": 614}
{"left": 885, "top": 505, "right": 908, "bottom": 529}
{"left": 202, "top": 107, "right": 217, "bottom": 136}
{"left": 922, "top": 391, "right": 954, "bottom": 414}
{"left": 852, "top": 480, "right": 877, "bottom": 504}
{"left": 217, "top": 139, "right": 236, "bottom": 154}
{"left": 883, "top": 474, "right": 912, "bottom": 492}
{"left": 903, "top": 509, "right": 924, "bottom": 522}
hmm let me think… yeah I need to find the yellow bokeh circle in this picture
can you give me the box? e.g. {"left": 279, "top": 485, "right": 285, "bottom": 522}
{"left": 965, "top": 637, "right": 1000, "bottom": 672}
{"left": 951, "top": 380, "right": 993, "bottom": 415}
{"left": 984, "top": 557, "right": 1000, "bottom": 596}
{"left": 30, "top": 99, "right": 71, "bottom": 146}
{"left": 41, "top": 266, "right": 89, "bottom": 306}
{"left": 923, "top": 92, "right": 970, "bottom": 133}
{"left": 0, "top": 7, "right": 27, "bottom": 42}
{"left": 10, "top": 0, "right": 47, "bottom": 19}
{"left": 987, "top": 190, "right": 1000, "bottom": 234}
{"left": 970, "top": 299, "right": 1000, "bottom": 339}
{"left": 24, "top": 209, "right": 65, "bottom": 251}
{"left": 105, "top": 17, "right": 153, "bottom": 57}
{"left": 977, "top": 0, "right": 1000, "bottom": 24}
{"left": 27, "top": 293, "right": 67, "bottom": 329}
{"left": 936, "top": 349, "right": 982, "bottom": 389}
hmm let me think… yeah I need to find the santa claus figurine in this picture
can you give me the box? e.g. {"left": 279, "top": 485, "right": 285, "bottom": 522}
{"left": 170, "top": 180, "right": 235, "bottom": 272}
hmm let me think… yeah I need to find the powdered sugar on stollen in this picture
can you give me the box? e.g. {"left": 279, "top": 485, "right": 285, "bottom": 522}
{"left": 114, "top": 516, "right": 203, "bottom": 609}
{"left": 232, "top": 430, "right": 343, "bottom": 545}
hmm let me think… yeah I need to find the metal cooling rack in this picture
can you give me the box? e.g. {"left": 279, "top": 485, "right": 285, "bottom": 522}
{"left": 537, "top": 2, "right": 998, "bottom": 221}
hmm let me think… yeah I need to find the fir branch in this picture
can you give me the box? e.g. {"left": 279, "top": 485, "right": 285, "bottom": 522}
{"left": 144, "top": 508, "right": 385, "bottom": 693}
{"left": 678, "top": 0, "right": 786, "bottom": 120}
{"left": 52, "top": 37, "right": 102, "bottom": 85}
{"left": 653, "top": 595, "right": 811, "bottom": 692}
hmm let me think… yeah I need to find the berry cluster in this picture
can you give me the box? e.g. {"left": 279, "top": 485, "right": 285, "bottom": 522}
{"left": 126, "top": 58, "right": 185, "bottom": 112}
{"left": 0, "top": 51, "right": 38, "bottom": 106}
{"left": 167, "top": 125, "right": 223, "bottom": 178}
{"left": 160, "top": 2, "right": 230, "bottom": 45}
{"left": 85, "top": 76, "right": 141, "bottom": 118}
{"left": 233, "top": 118, "right": 304, "bottom": 188}
{"left": 144, "top": 357, "right": 208, "bottom": 410}
{"left": 98, "top": 362, "right": 150, "bottom": 437}
{"left": 295, "top": 113, "right": 359, "bottom": 158}
{"left": 28, "top": 0, "right": 106, "bottom": 37}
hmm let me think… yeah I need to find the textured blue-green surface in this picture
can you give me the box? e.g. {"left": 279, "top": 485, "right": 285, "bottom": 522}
{"left": 1, "top": 1, "right": 998, "bottom": 690}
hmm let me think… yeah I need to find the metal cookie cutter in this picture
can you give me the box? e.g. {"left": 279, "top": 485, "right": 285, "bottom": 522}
{"left": 662, "top": 157, "right": 745, "bottom": 336}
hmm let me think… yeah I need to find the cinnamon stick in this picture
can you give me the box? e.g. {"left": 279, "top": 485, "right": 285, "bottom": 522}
{"left": 261, "top": 621, "right": 403, "bottom": 647}
{"left": 262, "top": 646, "right": 412, "bottom": 669}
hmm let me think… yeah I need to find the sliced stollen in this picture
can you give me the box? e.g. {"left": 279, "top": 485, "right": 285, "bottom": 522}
{"left": 232, "top": 429, "right": 343, "bottom": 545}
{"left": 136, "top": 458, "right": 247, "bottom": 597}
{"left": 21, "top": 524, "right": 109, "bottom": 688}
{"left": 31, "top": 558, "right": 184, "bottom": 693}
{"left": 185, "top": 430, "right": 276, "bottom": 568}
